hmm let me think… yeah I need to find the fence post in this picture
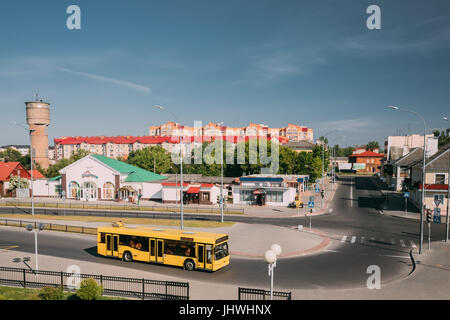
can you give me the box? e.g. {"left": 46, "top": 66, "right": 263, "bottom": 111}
{"left": 82, "top": 226, "right": 84, "bottom": 234}
{"left": 142, "top": 278, "right": 145, "bottom": 300}
{"left": 100, "top": 274, "right": 103, "bottom": 287}
{"left": 187, "top": 283, "right": 189, "bottom": 300}
{"left": 165, "top": 281, "right": 168, "bottom": 299}
{"left": 66, "top": 225, "right": 68, "bottom": 232}
{"left": 23, "top": 268, "right": 26, "bottom": 288}
{"left": 60, "top": 271, "right": 64, "bottom": 288}
{"left": 238, "top": 287, "right": 241, "bottom": 300}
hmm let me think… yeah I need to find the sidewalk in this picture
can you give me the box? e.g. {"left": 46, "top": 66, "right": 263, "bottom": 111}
{"left": 0, "top": 179, "right": 338, "bottom": 219}
{"left": 379, "top": 191, "right": 449, "bottom": 223}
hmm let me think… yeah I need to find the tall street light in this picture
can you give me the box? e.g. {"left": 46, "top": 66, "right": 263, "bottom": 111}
{"left": 154, "top": 105, "right": 184, "bottom": 230}
{"left": 12, "top": 121, "right": 35, "bottom": 216}
{"left": 264, "top": 244, "right": 282, "bottom": 300}
{"left": 443, "top": 116, "right": 449, "bottom": 242}
{"left": 26, "top": 223, "right": 44, "bottom": 271}
{"left": 219, "top": 122, "right": 225, "bottom": 223}
{"left": 388, "top": 106, "right": 427, "bottom": 254}
{"left": 319, "top": 129, "right": 340, "bottom": 208}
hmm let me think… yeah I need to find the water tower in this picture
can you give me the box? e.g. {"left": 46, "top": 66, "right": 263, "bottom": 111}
{"left": 25, "top": 95, "right": 50, "bottom": 169}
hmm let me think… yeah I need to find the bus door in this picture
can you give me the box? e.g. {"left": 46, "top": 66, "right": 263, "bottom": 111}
{"left": 112, "top": 235, "right": 119, "bottom": 257}
{"left": 149, "top": 238, "right": 156, "bottom": 262}
{"left": 156, "top": 239, "right": 164, "bottom": 263}
{"left": 106, "top": 234, "right": 112, "bottom": 256}
{"left": 205, "top": 245, "right": 213, "bottom": 270}
{"left": 197, "top": 244, "right": 205, "bottom": 269}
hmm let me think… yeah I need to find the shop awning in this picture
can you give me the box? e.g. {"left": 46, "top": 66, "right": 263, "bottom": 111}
{"left": 186, "top": 187, "right": 200, "bottom": 194}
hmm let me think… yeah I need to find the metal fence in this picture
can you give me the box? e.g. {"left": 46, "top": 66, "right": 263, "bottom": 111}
{"left": 238, "top": 287, "right": 291, "bottom": 300}
{"left": 0, "top": 200, "right": 244, "bottom": 215}
{"left": 0, "top": 266, "right": 189, "bottom": 300}
{"left": 0, "top": 218, "right": 97, "bottom": 235}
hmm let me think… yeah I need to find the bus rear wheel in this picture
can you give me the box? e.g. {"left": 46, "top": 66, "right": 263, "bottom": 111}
{"left": 123, "top": 251, "right": 133, "bottom": 262}
{"left": 184, "top": 259, "right": 195, "bottom": 271}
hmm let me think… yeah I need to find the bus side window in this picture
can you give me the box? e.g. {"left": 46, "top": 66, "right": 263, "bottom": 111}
{"left": 206, "top": 247, "right": 212, "bottom": 264}
{"left": 100, "top": 233, "right": 105, "bottom": 243}
{"left": 157, "top": 241, "right": 163, "bottom": 257}
{"left": 198, "top": 246, "right": 204, "bottom": 263}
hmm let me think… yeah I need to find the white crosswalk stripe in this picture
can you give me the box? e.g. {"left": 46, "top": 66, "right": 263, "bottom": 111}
{"left": 338, "top": 235, "right": 418, "bottom": 248}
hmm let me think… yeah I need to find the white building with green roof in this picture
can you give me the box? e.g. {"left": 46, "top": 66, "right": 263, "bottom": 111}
{"left": 58, "top": 154, "right": 168, "bottom": 201}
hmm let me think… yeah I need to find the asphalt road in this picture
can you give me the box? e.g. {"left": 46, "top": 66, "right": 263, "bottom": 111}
{"left": 1, "top": 176, "right": 441, "bottom": 290}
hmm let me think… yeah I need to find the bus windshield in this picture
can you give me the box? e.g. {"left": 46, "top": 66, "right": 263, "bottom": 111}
{"left": 214, "top": 242, "right": 229, "bottom": 260}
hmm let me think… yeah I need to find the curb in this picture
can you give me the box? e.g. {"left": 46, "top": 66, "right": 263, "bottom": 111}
{"left": 230, "top": 227, "right": 332, "bottom": 259}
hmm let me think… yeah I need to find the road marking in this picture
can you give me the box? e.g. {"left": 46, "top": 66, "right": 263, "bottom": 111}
{"left": 409, "top": 240, "right": 417, "bottom": 248}
{"left": 0, "top": 245, "right": 18, "bottom": 253}
{"left": 341, "top": 235, "right": 347, "bottom": 243}
{"left": 350, "top": 178, "right": 353, "bottom": 208}
{"left": 390, "top": 239, "right": 396, "bottom": 245}
{"left": 380, "top": 255, "right": 410, "bottom": 259}
{"left": 324, "top": 249, "right": 339, "bottom": 253}
{"left": 361, "top": 237, "right": 365, "bottom": 244}
{"left": 400, "top": 240, "right": 406, "bottom": 247}
{"left": 350, "top": 236, "right": 356, "bottom": 244}
{"left": 370, "top": 237, "right": 375, "bottom": 242}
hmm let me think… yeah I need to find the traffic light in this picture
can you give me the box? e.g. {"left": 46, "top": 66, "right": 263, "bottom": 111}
{"left": 321, "top": 190, "right": 325, "bottom": 199}
{"left": 426, "top": 209, "right": 432, "bottom": 223}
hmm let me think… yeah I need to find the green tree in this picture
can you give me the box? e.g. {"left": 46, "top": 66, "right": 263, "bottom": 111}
{"left": 127, "top": 146, "right": 172, "bottom": 174}
{"left": 8, "top": 175, "right": 29, "bottom": 190}
{"left": 42, "top": 150, "right": 90, "bottom": 178}
{"left": 366, "top": 141, "right": 380, "bottom": 151}
{"left": 0, "top": 147, "right": 31, "bottom": 169}
{"left": 434, "top": 130, "right": 450, "bottom": 148}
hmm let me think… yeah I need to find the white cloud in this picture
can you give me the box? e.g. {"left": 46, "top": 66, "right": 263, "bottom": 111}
{"left": 57, "top": 67, "right": 151, "bottom": 94}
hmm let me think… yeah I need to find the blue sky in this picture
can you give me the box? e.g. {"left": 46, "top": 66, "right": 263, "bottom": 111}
{"left": 1, "top": 0, "right": 449, "bottom": 148}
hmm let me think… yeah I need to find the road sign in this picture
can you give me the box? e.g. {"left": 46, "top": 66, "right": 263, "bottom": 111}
{"left": 434, "top": 199, "right": 441, "bottom": 207}
{"left": 434, "top": 208, "right": 441, "bottom": 224}
{"left": 403, "top": 192, "right": 410, "bottom": 198}
{"left": 315, "top": 187, "right": 320, "bottom": 193}
{"left": 308, "top": 201, "right": 315, "bottom": 208}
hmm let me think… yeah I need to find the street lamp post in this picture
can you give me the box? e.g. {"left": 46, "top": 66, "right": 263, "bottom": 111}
{"left": 388, "top": 106, "right": 427, "bottom": 254}
{"left": 26, "top": 223, "right": 44, "bottom": 271}
{"left": 443, "top": 116, "right": 449, "bottom": 242}
{"left": 154, "top": 105, "right": 184, "bottom": 230}
{"left": 320, "top": 130, "right": 340, "bottom": 208}
{"left": 264, "top": 244, "right": 282, "bottom": 300}
{"left": 12, "top": 122, "right": 35, "bottom": 216}
{"left": 219, "top": 122, "right": 225, "bottom": 223}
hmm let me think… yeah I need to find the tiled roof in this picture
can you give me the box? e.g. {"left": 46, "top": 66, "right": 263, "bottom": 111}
{"left": 0, "top": 162, "right": 21, "bottom": 181}
{"left": 90, "top": 154, "right": 167, "bottom": 182}
{"left": 29, "top": 170, "right": 45, "bottom": 179}
{"left": 349, "top": 151, "right": 384, "bottom": 158}
{"left": 54, "top": 135, "right": 290, "bottom": 145}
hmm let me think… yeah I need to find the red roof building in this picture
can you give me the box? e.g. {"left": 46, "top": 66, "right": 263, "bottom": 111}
{"left": 349, "top": 150, "right": 384, "bottom": 173}
{"left": 0, "top": 162, "right": 31, "bottom": 197}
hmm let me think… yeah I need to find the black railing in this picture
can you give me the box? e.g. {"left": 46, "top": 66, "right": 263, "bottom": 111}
{"left": 0, "top": 200, "right": 244, "bottom": 214}
{"left": 0, "top": 266, "right": 189, "bottom": 300}
{"left": 238, "top": 287, "right": 291, "bottom": 300}
{"left": 0, "top": 218, "right": 97, "bottom": 235}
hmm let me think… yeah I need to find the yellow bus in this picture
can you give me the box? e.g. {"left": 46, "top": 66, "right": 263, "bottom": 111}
{"left": 97, "top": 222, "right": 230, "bottom": 271}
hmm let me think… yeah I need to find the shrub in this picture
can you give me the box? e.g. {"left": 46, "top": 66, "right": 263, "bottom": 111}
{"left": 38, "top": 286, "right": 65, "bottom": 300}
{"left": 76, "top": 278, "right": 103, "bottom": 300}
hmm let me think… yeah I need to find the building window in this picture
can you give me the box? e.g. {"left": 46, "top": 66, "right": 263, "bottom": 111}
{"left": 103, "top": 182, "right": 115, "bottom": 199}
{"left": 239, "top": 190, "right": 253, "bottom": 201}
{"left": 81, "top": 181, "right": 97, "bottom": 200}
{"left": 435, "top": 174, "right": 445, "bottom": 184}
{"left": 68, "top": 181, "right": 80, "bottom": 199}
{"left": 266, "top": 190, "right": 283, "bottom": 203}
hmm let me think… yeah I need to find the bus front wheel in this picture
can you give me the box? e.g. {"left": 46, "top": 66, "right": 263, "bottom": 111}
{"left": 184, "top": 259, "right": 195, "bottom": 271}
{"left": 123, "top": 251, "right": 133, "bottom": 262}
